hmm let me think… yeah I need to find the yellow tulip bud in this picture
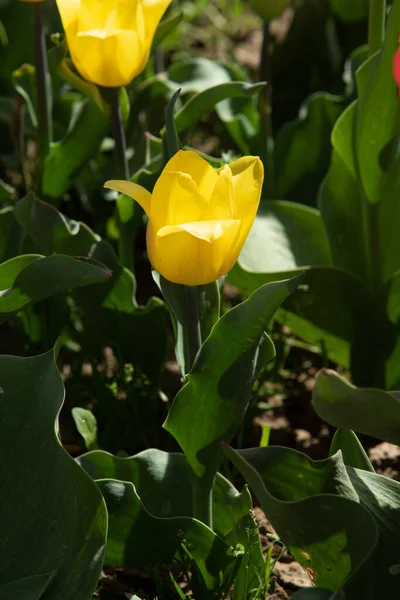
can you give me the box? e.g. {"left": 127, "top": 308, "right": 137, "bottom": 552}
{"left": 56, "top": 0, "right": 173, "bottom": 87}
{"left": 105, "top": 150, "right": 264, "bottom": 286}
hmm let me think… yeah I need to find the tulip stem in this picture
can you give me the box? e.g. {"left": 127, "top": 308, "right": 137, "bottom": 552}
{"left": 184, "top": 286, "right": 202, "bottom": 373}
{"left": 368, "top": 0, "right": 386, "bottom": 57}
{"left": 109, "top": 87, "right": 134, "bottom": 272}
{"left": 33, "top": 2, "right": 52, "bottom": 187}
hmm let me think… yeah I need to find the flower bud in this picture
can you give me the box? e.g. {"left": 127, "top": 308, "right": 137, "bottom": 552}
{"left": 105, "top": 150, "right": 264, "bottom": 286}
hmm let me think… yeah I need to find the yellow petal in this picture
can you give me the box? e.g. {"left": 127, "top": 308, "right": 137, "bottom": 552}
{"left": 157, "top": 219, "right": 240, "bottom": 243}
{"left": 150, "top": 170, "right": 207, "bottom": 229}
{"left": 104, "top": 180, "right": 151, "bottom": 215}
{"left": 227, "top": 156, "right": 264, "bottom": 229}
{"left": 106, "top": 0, "right": 144, "bottom": 41}
{"left": 78, "top": 0, "right": 115, "bottom": 31}
{"left": 164, "top": 150, "right": 218, "bottom": 200}
{"left": 147, "top": 219, "right": 241, "bottom": 285}
{"left": 56, "top": 0, "right": 80, "bottom": 34}
{"left": 140, "top": 0, "right": 173, "bottom": 39}
{"left": 68, "top": 29, "right": 143, "bottom": 87}
{"left": 208, "top": 164, "right": 235, "bottom": 221}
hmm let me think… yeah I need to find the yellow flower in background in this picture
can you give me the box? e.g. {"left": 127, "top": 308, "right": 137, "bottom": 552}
{"left": 105, "top": 150, "right": 264, "bottom": 286}
{"left": 56, "top": 0, "right": 172, "bottom": 87}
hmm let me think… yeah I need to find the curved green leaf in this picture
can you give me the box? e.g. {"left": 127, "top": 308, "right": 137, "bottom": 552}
{"left": 164, "top": 276, "right": 302, "bottom": 487}
{"left": 0, "top": 254, "right": 110, "bottom": 315}
{"left": 78, "top": 448, "right": 265, "bottom": 598}
{"left": 0, "top": 571, "right": 56, "bottom": 600}
{"left": 97, "top": 479, "right": 235, "bottom": 594}
{"left": 0, "top": 349, "right": 107, "bottom": 598}
{"left": 223, "top": 445, "right": 377, "bottom": 596}
{"left": 330, "top": 429, "right": 374, "bottom": 472}
{"left": 313, "top": 369, "right": 400, "bottom": 445}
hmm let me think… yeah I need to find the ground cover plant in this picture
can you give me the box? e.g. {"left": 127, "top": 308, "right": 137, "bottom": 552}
{"left": 1, "top": 0, "right": 400, "bottom": 598}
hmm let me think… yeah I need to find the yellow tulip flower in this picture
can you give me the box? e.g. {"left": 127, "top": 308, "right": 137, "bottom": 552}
{"left": 56, "top": 0, "right": 173, "bottom": 87}
{"left": 105, "top": 150, "right": 264, "bottom": 286}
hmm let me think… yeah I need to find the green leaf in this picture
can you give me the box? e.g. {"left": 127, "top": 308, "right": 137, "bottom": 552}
{"left": 78, "top": 448, "right": 264, "bottom": 599}
{"left": 355, "top": 0, "right": 400, "bottom": 205}
{"left": 330, "top": 429, "right": 374, "bottom": 472}
{"left": 329, "top": 0, "right": 369, "bottom": 21}
{"left": 14, "top": 193, "right": 167, "bottom": 379}
{"left": 72, "top": 407, "right": 99, "bottom": 451}
{"left": 173, "top": 81, "right": 265, "bottom": 135}
{"left": 223, "top": 445, "right": 377, "bottom": 595}
{"left": 319, "top": 151, "right": 367, "bottom": 282}
{"left": 0, "top": 571, "right": 56, "bottom": 600}
{"left": 0, "top": 254, "right": 111, "bottom": 316}
{"left": 274, "top": 93, "right": 345, "bottom": 203}
{"left": 164, "top": 276, "right": 302, "bottom": 487}
{"left": 313, "top": 369, "right": 400, "bottom": 445}
{"left": 0, "top": 349, "right": 107, "bottom": 598}
{"left": 75, "top": 241, "right": 167, "bottom": 380}
{"left": 42, "top": 99, "right": 108, "bottom": 198}
{"left": 234, "top": 202, "right": 332, "bottom": 277}
{"left": 97, "top": 479, "right": 235, "bottom": 593}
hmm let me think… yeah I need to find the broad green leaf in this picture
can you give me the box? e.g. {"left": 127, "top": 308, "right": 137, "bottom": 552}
{"left": 14, "top": 192, "right": 99, "bottom": 256}
{"left": 42, "top": 99, "right": 108, "bottom": 198}
{"left": 173, "top": 82, "right": 265, "bottom": 135}
{"left": 355, "top": 0, "right": 400, "bottom": 205}
{"left": 235, "top": 202, "right": 332, "bottom": 276}
{"left": 78, "top": 449, "right": 264, "bottom": 599}
{"left": 78, "top": 448, "right": 248, "bottom": 535}
{"left": 223, "top": 445, "right": 377, "bottom": 596}
{"left": 330, "top": 429, "right": 374, "bottom": 472}
{"left": 231, "top": 260, "right": 371, "bottom": 370}
{"left": 75, "top": 241, "right": 167, "bottom": 380}
{"left": 168, "top": 57, "right": 232, "bottom": 94}
{"left": 0, "top": 349, "right": 107, "bottom": 598}
{"left": 313, "top": 369, "right": 400, "bottom": 445}
{"left": 164, "top": 276, "right": 302, "bottom": 487}
{"left": 346, "top": 466, "right": 400, "bottom": 597}
{"left": 274, "top": 93, "right": 345, "bottom": 203}
{"left": 319, "top": 151, "right": 367, "bottom": 282}
{"left": 96, "top": 479, "right": 235, "bottom": 595}
{"left": 14, "top": 193, "right": 167, "bottom": 379}
{"left": 329, "top": 0, "right": 369, "bottom": 21}
{"left": 0, "top": 571, "right": 56, "bottom": 600}
{"left": 0, "top": 254, "right": 110, "bottom": 315}
{"left": 72, "top": 407, "right": 99, "bottom": 451}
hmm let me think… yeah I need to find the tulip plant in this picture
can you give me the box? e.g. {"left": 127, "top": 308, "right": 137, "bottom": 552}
{"left": 2, "top": 0, "right": 400, "bottom": 599}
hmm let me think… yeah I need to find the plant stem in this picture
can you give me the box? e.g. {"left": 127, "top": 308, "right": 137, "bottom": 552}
{"left": 368, "top": 0, "right": 386, "bottom": 57}
{"left": 109, "top": 87, "right": 134, "bottom": 272}
{"left": 183, "top": 286, "right": 212, "bottom": 527}
{"left": 33, "top": 3, "right": 52, "bottom": 183}
{"left": 259, "top": 21, "right": 274, "bottom": 198}
{"left": 184, "top": 285, "right": 202, "bottom": 373}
